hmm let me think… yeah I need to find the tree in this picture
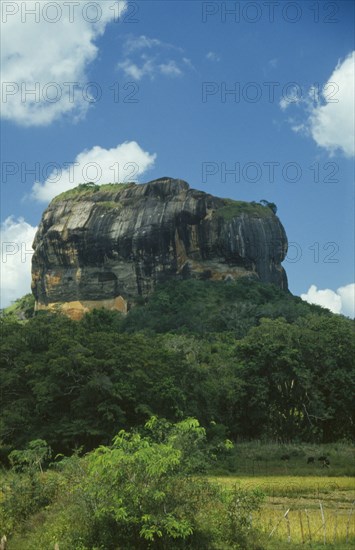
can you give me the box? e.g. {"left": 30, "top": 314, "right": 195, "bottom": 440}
{"left": 9, "top": 439, "right": 52, "bottom": 473}
{"left": 235, "top": 315, "right": 355, "bottom": 442}
{"left": 15, "top": 418, "right": 262, "bottom": 549}
{"left": 259, "top": 199, "right": 277, "bottom": 214}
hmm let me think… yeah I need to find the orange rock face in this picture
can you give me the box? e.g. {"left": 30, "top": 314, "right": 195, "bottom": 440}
{"left": 35, "top": 296, "right": 127, "bottom": 320}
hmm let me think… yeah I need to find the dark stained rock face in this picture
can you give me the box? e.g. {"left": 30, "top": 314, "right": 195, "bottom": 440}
{"left": 31, "top": 177, "right": 288, "bottom": 319}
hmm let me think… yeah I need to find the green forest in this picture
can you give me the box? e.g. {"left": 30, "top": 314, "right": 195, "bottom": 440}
{"left": 1, "top": 279, "right": 354, "bottom": 548}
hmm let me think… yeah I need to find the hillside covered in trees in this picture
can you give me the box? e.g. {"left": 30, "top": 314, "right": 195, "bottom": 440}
{"left": 1, "top": 279, "right": 354, "bottom": 462}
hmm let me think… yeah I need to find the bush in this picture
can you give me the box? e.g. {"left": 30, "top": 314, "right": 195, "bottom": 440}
{"left": 6, "top": 419, "right": 264, "bottom": 549}
{"left": 0, "top": 469, "right": 60, "bottom": 535}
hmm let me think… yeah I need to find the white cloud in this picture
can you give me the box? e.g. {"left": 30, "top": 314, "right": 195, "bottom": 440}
{"left": 123, "top": 35, "right": 164, "bottom": 54}
{"left": 280, "top": 51, "right": 355, "bottom": 157}
{"left": 0, "top": 217, "right": 37, "bottom": 308}
{"left": 1, "top": 0, "right": 126, "bottom": 126}
{"left": 301, "top": 285, "right": 341, "bottom": 314}
{"left": 337, "top": 284, "right": 355, "bottom": 318}
{"left": 309, "top": 52, "right": 355, "bottom": 157}
{"left": 117, "top": 56, "right": 183, "bottom": 80}
{"left": 31, "top": 141, "right": 157, "bottom": 202}
{"left": 206, "top": 51, "right": 220, "bottom": 62}
{"left": 301, "top": 283, "right": 355, "bottom": 318}
{"left": 117, "top": 35, "right": 192, "bottom": 80}
{"left": 291, "top": 123, "right": 305, "bottom": 133}
{"left": 159, "top": 61, "right": 182, "bottom": 77}
{"left": 279, "top": 97, "right": 289, "bottom": 111}
{"left": 117, "top": 59, "right": 153, "bottom": 80}
{"left": 279, "top": 86, "right": 302, "bottom": 111}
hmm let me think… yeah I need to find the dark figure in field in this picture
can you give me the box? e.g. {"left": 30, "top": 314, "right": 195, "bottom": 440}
{"left": 307, "top": 457, "right": 315, "bottom": 464}
{"left": 280, "top": 454, "right": 290, "bottom": 461}
{"left": 318, "top": 455, "right": 327, "bottom": 461}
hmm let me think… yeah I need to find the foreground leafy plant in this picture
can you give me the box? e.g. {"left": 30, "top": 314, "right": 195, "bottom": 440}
{"left": 5, "top": 418, "right": 264, "bottom": 549}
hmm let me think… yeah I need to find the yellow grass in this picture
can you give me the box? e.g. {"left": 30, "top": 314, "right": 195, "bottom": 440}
{"left": 210, "top": 476, "right": 355, "bottom": 545}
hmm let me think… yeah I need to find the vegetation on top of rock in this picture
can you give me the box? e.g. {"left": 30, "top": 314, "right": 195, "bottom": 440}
{"left": 51, "top": 184, "right": 277, "bottom": 223}
{"left": 217, "top": 198, "right": 274, "bottom": 220}
{"left": 51, "top": 182, "right": 134, "bottom": 203}
{"left": 260, "top": 199, "right": 278, "bottom": 214}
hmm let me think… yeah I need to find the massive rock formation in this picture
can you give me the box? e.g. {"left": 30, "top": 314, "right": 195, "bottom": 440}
{"left": 31, "top": 177, "right": 288, "bottom": 319}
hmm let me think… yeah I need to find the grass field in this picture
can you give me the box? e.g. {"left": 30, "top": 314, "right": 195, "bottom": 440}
{"left": 208, "top": 442, "right": 355, "bottom": 547}
{"left": 210, "top": 476, "right": 355, "bottom": 547}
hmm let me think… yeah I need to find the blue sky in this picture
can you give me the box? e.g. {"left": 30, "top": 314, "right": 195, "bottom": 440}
{"left": 1, "top": 0, "right": 354, "bottom": 315}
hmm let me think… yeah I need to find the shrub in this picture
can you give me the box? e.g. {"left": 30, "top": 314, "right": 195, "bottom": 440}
{"left": 6, "top": 419, "right": 264, "bottom": 549}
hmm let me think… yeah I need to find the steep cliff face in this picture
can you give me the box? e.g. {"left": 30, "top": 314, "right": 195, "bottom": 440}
{"left": 31, "top": 177, "right": 288, "bottom": 319}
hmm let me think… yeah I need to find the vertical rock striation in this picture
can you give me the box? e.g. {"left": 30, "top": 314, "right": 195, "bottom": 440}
{"left": 31, "top": 177, "right": 288, "bottom": 319}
